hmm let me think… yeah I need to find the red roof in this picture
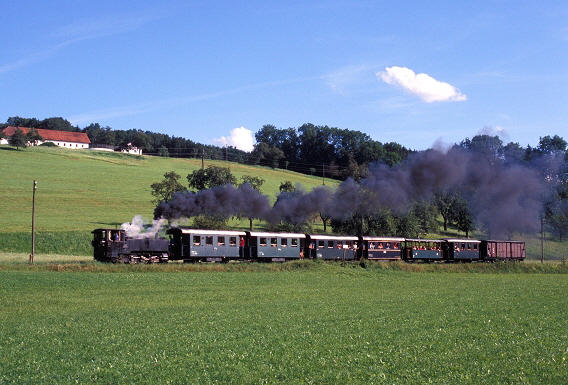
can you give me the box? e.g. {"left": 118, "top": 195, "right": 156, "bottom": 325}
{"left": 2, "top": 126, "right": 91, "bottom": 144}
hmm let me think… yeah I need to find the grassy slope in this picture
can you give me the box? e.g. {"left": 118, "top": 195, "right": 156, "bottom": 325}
{"left": 1, "top": 145, "right": 566, "bottom": 259}
{"left": 0, "top": 146, "right": 332, "bottom": 255}
{"left": 0, "top": 146, "right": 329, "bottom": 232}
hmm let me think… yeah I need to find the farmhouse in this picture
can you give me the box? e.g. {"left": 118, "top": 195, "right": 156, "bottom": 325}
{"left": 0, "top": 126, "right": 91, "bottom": 149}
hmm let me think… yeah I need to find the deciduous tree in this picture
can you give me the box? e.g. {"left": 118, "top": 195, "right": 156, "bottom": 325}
{"left": 150, "top": 171, "right": 186, "bottom": 204}
{"left": 187, "top": 165, "right": 236, "bottom": 191}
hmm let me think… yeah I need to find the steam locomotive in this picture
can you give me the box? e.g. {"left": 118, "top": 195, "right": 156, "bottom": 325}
{"left": 92, "top": 228, "right": 526, "bottom": 263}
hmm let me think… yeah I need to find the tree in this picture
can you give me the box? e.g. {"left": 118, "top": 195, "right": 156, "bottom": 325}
{"left": 395, "top": 210, "right": 422, "bottom": 238}
{"left": 158, "top": 146, "right": 170, "bottom": 157}
{"left": 545, "top": 182, "right": 568, "bottom": 241}
{"left": 251, "top": 142, "right": 284, "bottom": 168}
{"left": 6, "top": 116, "right": 40, "bottom": 128}
{"left": 459, "top": 134, "right": 504, "bottom": 164}
{"left": 84, "top": 123, "right": 115, "bottom": 145}
{"left": 26, "top": 128, "right": 43, "bottom": 146}
{"left": 331, "top": 210, "right": 397, "bottom": 237}
{"left": 187, "top": 165, "right": 236, "bottom": 191}
{"left": 40, "top": 117, "right": 76, "bottom": 132}
{"left": 453, "top": 198, "right": 475, "bottom": 238}
{"left": 8, "top": 127, "right": 27, "bottom": 149}
{"left": 240, "top": 175, "right": 265, "bottom": 191}
{"left": 279, "top": 181, "right": 295, "bottom": 192}
{"left": 150, "top": 171, "right": 186, "bottom": 204}
{"left": 536, "top": 135, "right": 567, "bottom": 156}
{"left": 410, "top": 199, "right": 439, "bottom": 234}
{"left": 192, "top": 215, "right": 227, "bottom": 230}
{"left": 239, "top": 175, "right": 266, "bottom": 230}
{"left": 433, "top": 189, "right": 461, "bottom": 232}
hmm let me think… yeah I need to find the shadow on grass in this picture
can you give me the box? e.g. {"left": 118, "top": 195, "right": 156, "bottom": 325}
{"left": 0, "top": 146, "right": 23, "bottom": 151}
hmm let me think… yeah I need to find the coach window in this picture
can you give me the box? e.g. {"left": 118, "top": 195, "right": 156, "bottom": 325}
{"left": 318, "top": 240, "right": 325, "bottom": 248}
{"left": 394, "top": 243, "right": 399, "bottom": 249}
{"left": 206, "top": 236, "right": 213, "bottom": 246}
{"left": 346, "top": 241, "right": 352, "bottom": 249}
{"left": 271, "top": 238, "right": 277, "bottom": 247}
{"left": 328, "top": 241, "right": 333, "bottom": 249}
{"left": 260, "top": 238, "right": 267, "bottom": 247}
{"left": 281, "top": 238, "right": 287, "bottom": 247}
{"left": 473, "top": 243, "right": 478, "bottom": 251}
{"left": 229, "top": 237, "right": 237, "bottom": 247}
{"left": 218, "top": 237, "right": 225, "bottom": 246}
{"left": 337, "top": 241, "right": 343, "bottom": 249}
{"left": 291, "top": 239, "right": 298, "bottom": 247}
{"left": 193, "top": 236, "right": 201, "bottom": 246}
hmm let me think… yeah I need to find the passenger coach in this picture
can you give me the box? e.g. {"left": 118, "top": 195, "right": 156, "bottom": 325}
{"left": 245, "top": 231, "right": 306, "bottom": 262}
{"left": 166, "top": 228, "right": 246, "bottom": 263}
{"left": 359, "top": 236, "right": 404, "bottom": 261}
{"left": 305, "top": 234, "right": 359, "bottom": 260}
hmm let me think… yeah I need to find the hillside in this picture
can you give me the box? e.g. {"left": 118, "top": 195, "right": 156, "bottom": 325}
{"left": 1, "top": 145, "right": 565, "bottom": 260}
{"left": 1, "top": 145, "right": 334, "bottom": 231}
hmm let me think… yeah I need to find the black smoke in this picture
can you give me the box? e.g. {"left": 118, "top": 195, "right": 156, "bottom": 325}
{"left": 154, "top": 183, "right": 271, "bottom": 222}
{"left": 154, "top": 147, "right": 559, "bottom": 238}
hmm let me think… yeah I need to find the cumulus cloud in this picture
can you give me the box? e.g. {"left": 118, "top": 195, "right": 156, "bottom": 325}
{"left": 378, "top": 66, "right": 467, "bottom": 103}
{"left": 212, "top": 126, "right": 255, "bottom": 152}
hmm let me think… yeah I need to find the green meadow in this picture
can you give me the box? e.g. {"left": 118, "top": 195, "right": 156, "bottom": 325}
{"left": 1, "top": 262, "right": 567, "bottom": 384}
{"left": 0, "top": 146, "right": 330, "bottom": 255}
{"left": 2, "top": 146, "right": 567, "bottom": 384}
{"left": 1, "top": 145, "right": 566, "bottom": 260}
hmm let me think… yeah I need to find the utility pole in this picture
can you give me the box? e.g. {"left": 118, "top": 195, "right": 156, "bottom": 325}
{"left": 322, "top": 164, "right": 325, "bottom": 185}
{"left": 201, "top": 147, "right": 205, "bottom": 170}
{"left": 30, "top": 180, "right": 37, "bottom": 264}
{"left": 541, "top": 218, "right": 545, "bottom": 263}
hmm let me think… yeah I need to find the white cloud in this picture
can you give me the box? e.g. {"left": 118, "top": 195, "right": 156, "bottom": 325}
{"left": 378, "top": 66, "right": 467, "bottom": 103}
{"left": 212, "top": 127, "right": 255, "bottom": 152}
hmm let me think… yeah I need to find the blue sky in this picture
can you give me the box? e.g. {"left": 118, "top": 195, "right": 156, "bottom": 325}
{"left": 1, "top": 1, "right": 567, "bottom": 151}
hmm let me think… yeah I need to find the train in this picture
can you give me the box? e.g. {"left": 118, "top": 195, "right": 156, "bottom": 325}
{"left": 91, "top": 228, "right": 526, "bottom": 264}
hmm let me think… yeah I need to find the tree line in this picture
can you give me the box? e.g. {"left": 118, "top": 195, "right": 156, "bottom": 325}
{"left": 151, "top": 134, "right": 568, "bottom": 242}
{"left": 1, "top": 117, "right": 413, "bottom": 180}
{"left": 3, "top": 116, "right": 567, "bottom": 240}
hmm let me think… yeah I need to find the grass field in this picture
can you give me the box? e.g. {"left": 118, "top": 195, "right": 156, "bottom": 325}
{"left": 1, "top": 260, "right": 566, "bottom": 384}
{"left": 0, "top": 146, "right": 330, "bottom": 255}
{"left": 1, "top": 145, "right": 567, "bottom": 260}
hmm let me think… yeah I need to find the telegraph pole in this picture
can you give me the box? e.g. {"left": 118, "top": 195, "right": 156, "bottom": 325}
{"left": 541, "top": 218, "right": 545, "bottom": 263}
{"left": 30, "top": 180, "right": 37, "bottom": 264}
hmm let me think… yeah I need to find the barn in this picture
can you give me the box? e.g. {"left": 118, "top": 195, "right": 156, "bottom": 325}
{"left": 0, "top": 126, "right": 91, "bottom": 149}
